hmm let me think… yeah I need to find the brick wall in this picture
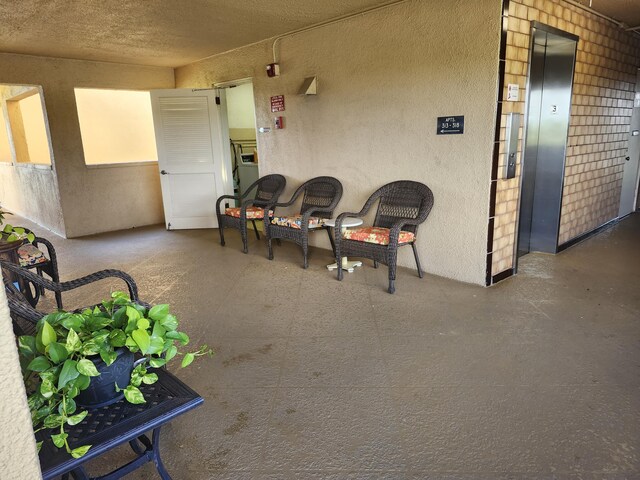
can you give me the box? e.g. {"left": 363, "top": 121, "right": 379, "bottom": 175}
{"left": 489, "top": 0, "right": 640, "bottom": 279}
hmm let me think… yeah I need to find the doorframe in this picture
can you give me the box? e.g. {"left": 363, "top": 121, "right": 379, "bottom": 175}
{"left": 513, "top": 22, "right": 579, "bottom": 274}
{"left": 618, "top": 68, "right": 640, "bottom": 218}
{"left": 213, "top": 77, "right": 260, "bottom": 191}
{"left": 213, "top": 78, "right": 259, "bottom": 160}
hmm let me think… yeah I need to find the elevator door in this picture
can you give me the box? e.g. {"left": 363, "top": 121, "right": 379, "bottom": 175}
{"left": 518, "top": 25, "right": 578, "bottom": 258}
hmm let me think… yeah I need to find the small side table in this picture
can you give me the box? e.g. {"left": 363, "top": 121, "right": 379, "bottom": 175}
{"left": 324, "top": 217, "right": 363, "bottom": 273}
{"left": 38, "top": 368, "right": 203, "bottom": 480}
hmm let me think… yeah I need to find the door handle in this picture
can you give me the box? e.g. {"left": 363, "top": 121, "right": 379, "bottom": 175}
{"left": 160, "top": 170, "right": 168, "bottom": 175}
{"left": 625, "top": 157, "right": 630, "bottom": 162}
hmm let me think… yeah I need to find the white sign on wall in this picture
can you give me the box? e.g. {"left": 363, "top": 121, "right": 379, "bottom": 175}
{"left": 507, "top": 84, "right": 519, "bottom": 101}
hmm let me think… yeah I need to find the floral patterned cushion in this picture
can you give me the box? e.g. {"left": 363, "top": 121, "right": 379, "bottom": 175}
{"left": 270, "top": 214, "right": 325, "bottom": 230}
{"left": 17, "top": 244, "right": 48, "bottom": 267}
{"left": 341, "top": 226, "right": 415, "bottom": 245}
{"left": 225, "top": 206, "right": 272, "bottom": 219}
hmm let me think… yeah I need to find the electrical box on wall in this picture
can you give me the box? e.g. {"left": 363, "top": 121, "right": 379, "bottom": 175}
{"left": 266, "top": 63, "right": 280, "bottom": 77}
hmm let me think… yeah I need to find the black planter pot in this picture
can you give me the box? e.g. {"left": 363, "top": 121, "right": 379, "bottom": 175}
{"left": 0, "top": 238, "right": 23, "bottom": 283}
{"left": 76, "top": 348, "right": 135, "bottom": 409}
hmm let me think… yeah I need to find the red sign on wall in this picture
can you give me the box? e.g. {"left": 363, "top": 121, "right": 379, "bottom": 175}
{"left": 271, "top": 95, "right": 285, "bottom": 112}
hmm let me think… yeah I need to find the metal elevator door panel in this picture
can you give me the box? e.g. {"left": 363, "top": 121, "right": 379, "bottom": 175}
{"left": 518, "top": 25, "right": 578, "bottom": 257}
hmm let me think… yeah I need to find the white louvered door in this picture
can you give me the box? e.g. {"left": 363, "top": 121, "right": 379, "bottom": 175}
{"left": 150, "top": 89, "right": 233, "bottom": 229}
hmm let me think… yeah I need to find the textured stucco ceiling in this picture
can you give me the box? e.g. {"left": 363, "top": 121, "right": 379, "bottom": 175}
{"left": 0, "top": 0, "right": 638, "bottom": 68}
{"left": 0, "top": 0, "right": 401, "bottom": 67}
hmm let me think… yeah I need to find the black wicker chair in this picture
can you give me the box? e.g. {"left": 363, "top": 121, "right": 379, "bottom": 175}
{"left": 334, "top": 181, "right": 434, "bottom": 293}
{"left": 264, "top": 176, "right": 343, "bottom": 268}
{"left": 216, "top": 174, "right": 286, "bottom": 253}
{"left": 19, "top": 233, "right": 62, "bottom": 308}
{"left": 0, "top": 231, "right": 62, "bottom": 309}
{"left": 1, "top": 260, "right": 140, "bottom": 336}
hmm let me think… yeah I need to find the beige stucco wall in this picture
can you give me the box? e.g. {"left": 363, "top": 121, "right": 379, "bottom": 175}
{"left": 0, "top": 53, "right": 174, "bottom": 238}
{"left": 0, "top": 270, "right": 42, "bottom": 479}
{"left": 177, "top": 0, "right": 502, "bottom": 284}
{"left": 0, "top": 84, "right": 63, "bottom": 234}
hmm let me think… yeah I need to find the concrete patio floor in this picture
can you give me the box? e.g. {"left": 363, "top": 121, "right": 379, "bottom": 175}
{"left": 16, "top": 214, "right": 640, "bottom": 479}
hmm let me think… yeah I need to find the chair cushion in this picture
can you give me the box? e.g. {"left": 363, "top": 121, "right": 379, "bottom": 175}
{"left": 341, "top": 226, "right": 415, "bottom": 245}
{"left": 225, "top": 206, "right": 272, "bottom": 219}
{"left": 270, "top": 214, "right": 325, "bottom": 229}
{"left": 17, "top": 244, "right": 48, "bottom": 267}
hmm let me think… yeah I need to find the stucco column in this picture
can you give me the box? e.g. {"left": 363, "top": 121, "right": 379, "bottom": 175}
{"left": 0, "top": 270, "right": 42, "bottom": 479}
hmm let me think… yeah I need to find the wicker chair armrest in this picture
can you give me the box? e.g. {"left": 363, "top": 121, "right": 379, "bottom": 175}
{"left": 264, "top": 198, "right": 297, "bottom": 210}
{"left": 387, "top": 218, "right": 423, "bottom": 246}
{"left": 240, "top": 198, "right": 258, "bottom": 207}
{"left": 32, "top": 236, "right": 57, "bottom": 264}
{"left": 228, "top": 198, "right": 255, "bottom": 221}
{"left": 0, "top": 261, "right": 139, "bottom": 302}
{"left": 5, "top": 282, "right": 46, "bottom": 326}
{"left": 334, "top": 211, "right": 367, "bottom": 233}
{"left": 297, "top": 207, "right": 333, "bottom": 233}
{"left": 262, "top": 199, "right": 294, "bottom": 234}
{"left": 265, "top": 180, "right": 312, "bottom": 211}
{"left": 390, "top": 217, "right": 421, "bottom": 230}
{"left": 336, "top": 189, "right": 379, "bottom": 227}
{"left": 216, "top": 194, "right": 241, "bottom": 214}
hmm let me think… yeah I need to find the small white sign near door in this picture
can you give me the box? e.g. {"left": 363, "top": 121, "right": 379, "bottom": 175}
{"left": 507, "top": 83, "right": 519, "bottom": 101}
{"left": 150, "top": 89, "right": 233, "bottom": 230}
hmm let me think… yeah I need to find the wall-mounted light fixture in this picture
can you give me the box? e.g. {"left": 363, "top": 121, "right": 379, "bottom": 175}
{"left": 298, "top": 76, "right": 317, "bottom": 95}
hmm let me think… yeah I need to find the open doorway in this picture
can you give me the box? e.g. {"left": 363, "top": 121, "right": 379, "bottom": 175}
{"left": 517, "top": 23, "right": 578, "bottom": 260}
{"left": 216, "top": 79, "right": 260, "bottom": 226}
{"left": 216, "top": 80, "right": 259, "bottom": 197}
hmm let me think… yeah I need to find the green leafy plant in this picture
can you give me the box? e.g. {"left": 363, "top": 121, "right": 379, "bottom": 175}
{"left": 2, "top": 224, "right": 35, "bottom": 243}
{"left": 0, "top": 204, "right": 35, "bottom": 243}
{"left": 18, "top": 291, "right": 212, "bottom": 458}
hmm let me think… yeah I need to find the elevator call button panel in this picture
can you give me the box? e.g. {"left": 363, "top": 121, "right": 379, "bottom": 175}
{"left": 504, "top": 112, "right": 520, "bottom": 179}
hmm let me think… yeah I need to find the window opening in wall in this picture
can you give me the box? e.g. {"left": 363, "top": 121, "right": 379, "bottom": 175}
{"left": 0, "top": 106, "right": 11, "bottom": 163}
{"left": 74, "top": 88, "right": 158, "bottom": 165}
{"left": 0, "top": 84, "right": 53, "bottom": 165}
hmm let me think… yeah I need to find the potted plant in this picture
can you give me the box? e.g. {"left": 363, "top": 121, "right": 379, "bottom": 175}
{"left": 18, "top": 291, "right": 211, "bottom": 458}
{"left": 0, "top": 203, "right": 35, "bottom": 273}
{"left": 0, "top": 204, "right": 35, "bottom": 245}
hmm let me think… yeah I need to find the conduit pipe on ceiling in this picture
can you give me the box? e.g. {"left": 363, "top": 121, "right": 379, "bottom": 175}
{"left": 190, "top": 0, "right": 638, "bottom": 67}
{"left": 185, "top": 0, "right": 409, "bottom": 68}
{"left": 562, "top": 0, "right": 639, "bottom": 34}
{"left": 268, "top": 0, "right": 640, "bottom": 61}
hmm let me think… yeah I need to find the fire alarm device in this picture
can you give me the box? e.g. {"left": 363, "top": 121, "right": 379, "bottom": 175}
{"left": 266, "top": 63, "right": 280, "bottom": 77}
{"left": 274, "top": 116, "right": 284, "bottom": 129}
